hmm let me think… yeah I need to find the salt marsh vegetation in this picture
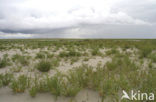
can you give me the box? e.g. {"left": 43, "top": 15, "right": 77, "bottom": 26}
{"left": 0, "top": 39, "right": 156, "bottom": 102}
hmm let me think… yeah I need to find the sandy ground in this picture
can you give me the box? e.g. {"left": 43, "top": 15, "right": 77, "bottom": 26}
{"left": 0, "top": 48, "right": 112, "bottom": 76}
{"left": 0, "top": 87, "right": 101, "bottom": 102}
{"left": 0, "top": 47, "right": 150, "bottom": 102}
{"left": 0, "top": 48, "right": 108, "bottom": 102}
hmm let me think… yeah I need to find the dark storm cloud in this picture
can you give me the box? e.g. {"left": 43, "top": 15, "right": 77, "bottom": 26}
{"left": 0, "top": 27, "right": 68, "bottom": 34}
{"left": 0, "top": 24, "right": 156, "bottom": 38}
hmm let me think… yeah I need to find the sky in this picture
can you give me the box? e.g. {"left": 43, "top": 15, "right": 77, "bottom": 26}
{"left": 0, "top": 0, "right": 156, "bottom": 38}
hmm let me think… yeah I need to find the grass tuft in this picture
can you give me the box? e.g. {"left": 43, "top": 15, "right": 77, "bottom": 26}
{"left": 12, "top": 54, "right": 29, "bottom": 66}
{"left": 10, "top": 75, "right": 28, "bottom": 93}
{"left": 36, "top": 60, "right": 51, "bottom": 72}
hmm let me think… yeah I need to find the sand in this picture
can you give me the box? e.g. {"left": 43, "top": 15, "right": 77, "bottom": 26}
{"left": 0, "top": 47, "right": 149, "bottom": 102}
{"left": 0, "top": 87, "right": 101, "bottom": 102}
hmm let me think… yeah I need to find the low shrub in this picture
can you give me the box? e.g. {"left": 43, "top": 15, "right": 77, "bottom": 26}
{"left": 0, "top": 54, "right": 10, "bottom": 68}
{"left": 149, "top": 53, "right": 156, "bottom": 63}
{"left": 91, "top": 48, "right": 102, "bottom": 56}
{"left": 12, "top": 54, "right": 29, "bottom": 66}
{"left": 105, "top": 48, "right": 119, "bottom": 56}
{"left": 0, "top": 73, "right": 13, "bottom": 86}
{"left": 139, "top": 47, "right": 152, "bottom": 58}
{"left": 19, "top": 56, "right": 29, "bottom": 66}
{"left": 36, "top": 60, "right": 51, "bottom": 72}
{"left": 106, "top": 55, "right": 138, "bottom": 72}
{"left": 47, "top": 74, "right": 63, "bottom": 96}
{"left": 35, "top": 52, "right": 45, "bottom": 59}
{"left": 59, "top": 50, "right": 81, "bottom": 57}
{"left": 10, "top": 75, "right": 28, "bottom": 93}
{"left": 62, "top": 82, "right": 81, "bottom": 97}
{"left": 29, "top": 86, "right": 38, "bottom": 97}
{"left": 0, "top": 58, "right": 8, "bottom": 68}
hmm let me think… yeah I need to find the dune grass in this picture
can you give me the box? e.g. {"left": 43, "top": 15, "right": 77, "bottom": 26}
{"left": 36, "top": 60, "right": 51, "bottom": 72}
{"left": 0, "top": 54, "right": 10, "bottom": 68}
{"left": 0, "top": 39, "right": 156, "bottom": 101}
{"left": 0, "top": 73, "right": 13, "bottom": 87}
{"left": 12, "top": 54, "right": 30, "bottom": 66}
{"left": 10, "top": 75, "right": 28, "bottom": 93}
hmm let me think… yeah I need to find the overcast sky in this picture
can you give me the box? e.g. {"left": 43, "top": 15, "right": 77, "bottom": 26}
{"left": 0, "top": 0, "right": 156, "bottom": 38}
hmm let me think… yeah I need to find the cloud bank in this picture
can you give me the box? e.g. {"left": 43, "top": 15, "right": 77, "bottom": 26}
{"left": 0, "top": 0, "right": 156, "bottom": 38}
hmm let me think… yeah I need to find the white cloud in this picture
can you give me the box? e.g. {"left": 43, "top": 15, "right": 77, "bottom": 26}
{"left": 0, "top": 0, "right": 151, "bottom": 31}
{"left": 0, "top": 0, "right": 155, "bottom": 38}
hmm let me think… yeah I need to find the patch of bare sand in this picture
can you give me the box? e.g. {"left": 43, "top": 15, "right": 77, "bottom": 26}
{"left": 0, "top": 56, "right": 111, "bottom": 78}
{"left": 57, "top": 56, "right": 111, "bottom": 73}
{"left": 0, "top": 88, "right": 101, "bottom": 102}
{"left": 0, "top": 66, "right": 12, "bottom": 74}
{"left": 75, "top": 89, "right": 101, "bottom": 102}
{"left": 0, "top": 49, "right": 22, "bottom": 58}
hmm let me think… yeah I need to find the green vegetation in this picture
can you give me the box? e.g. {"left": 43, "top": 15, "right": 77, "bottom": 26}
{"left": 0, "top": 39, "right": 155, "bottom": 52}
{"left": 91, "top": 48, "right": 102, "bottom": 56}
{"left": 0, "top": 54, "right": 10, "bottom": 68}
{"left": 47, "top": 74, "right": 63, "bottom": 96}
{"left": 0, "top": 73, "right": 13, "bottom": 87}
{"left": 59, "top": 50, "right": 81, "bottom": 57}
{"left": 106, "top": 55, "right": 138, "bottom": 72}
{"left": 149, "top": 53, "right": 156, "bottom": 63}
{"left": 139, "top": 47, "right": 152, "bottom": 58}
{"left": 29, "top": 86, "right": 38, "bottom": 97}
{"left": 10, "top": 75, "right": 28, "bottom": 93}
{"left": 105, "top": 48, "right": 119, "bottom": 56}
{"left": 51, "top": 58, "right": 60, "bottom": 68}
{"left": 12, "top": 54, "right": 30, "bottom": 66}
{"left": 0, "top": 58, "right": 8, "bottom": 68}
{"left": 141, "top": 69, "right": 156, "bottom": 97}
{"left": 36, "top": 60, "right": 51, "bottom": 72}
{"left": 35, "top": 52, "right": 46, "bottom": 59}
{"left": 11, "top": 66, "right": 22, "bottom": 72}
{"left": 0, "top": 39, "right": 156, "bottom": 101}
{"left": 70, "top": 57, "right": 79, "bottom": 64}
